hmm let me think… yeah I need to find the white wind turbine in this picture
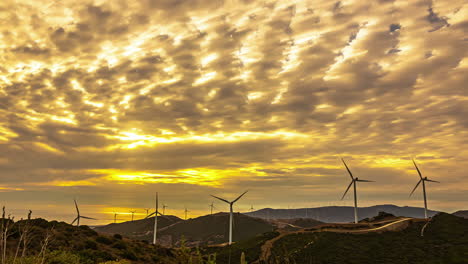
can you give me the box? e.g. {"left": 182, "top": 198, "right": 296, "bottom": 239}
{"left": 145, "top": 193, "right": 163, "bottom": 244}
{"left": 410, "top": 159, "right": 440, "bottom": 219}
{"left": 71, "top": 199, "right": 96, "bottom": 226}
{"left": 211, "top": 190, "right": 248, "bottom": 245}
{"left": 340, "top": 158, "right": 374, "bottom": 224}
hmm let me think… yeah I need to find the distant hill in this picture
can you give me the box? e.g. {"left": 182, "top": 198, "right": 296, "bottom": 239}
{"left": 268, "top": 218, "right": 324, "bottom": 231}
{"left": 246, "top": 204, "right": 440, "bottom": 222}
{"left": 158, "top": 212, "right": 275, "bottom": 247}
{"left": 453, "top": 210, "right": 468, "bottom": 219}
{"left": 94, "top": 215, "right": 181, "bottom": 240}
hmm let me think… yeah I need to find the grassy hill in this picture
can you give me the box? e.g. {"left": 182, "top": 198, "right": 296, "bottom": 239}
{"left": 0, "top": 217, "right": 179, "bottom": 264}
{"left": 158, "top": 212, "right": 275, "bottom": 247}
{"left": 94, "top": 215, "right": 182, "bottom": 241}
{"left": 265, "top": 213, "right": 468, "bottom": 264}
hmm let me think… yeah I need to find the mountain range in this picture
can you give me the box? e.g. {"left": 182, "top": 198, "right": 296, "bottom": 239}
{"left": 245, "top": 204, "right": 439, "bottom": 222}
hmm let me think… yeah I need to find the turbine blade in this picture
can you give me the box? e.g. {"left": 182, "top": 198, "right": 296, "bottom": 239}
{"left": 410, "top": 179, "right": 422, "bottom": 196}
{"left": 412, "top": 159, "right": 423, "bottom": 179}
{"left": 341, "top": 181, "right": 354, "bottom": 200}
{"left": 74, "top": 199, "right": 80, "bottom": 215}
{"left": 426, "top": 179, "right": 440, "bottom": 183}
{"left": 232, "top": 190, "right": 249, "bottom": 203}
{"left": 341, "top": 158, "right": 354, "bottom": 179}
{"left": 145, "top": 212, "right": 156, "bottom": 218}
{"left": 80, "top": 216, "right": 97, "bottom": 220}
{"left": 356, "top": 179, "right": 374, "bottom": 182}
{"left": 71, "top": 217, "right": 78, "bottom": 225}
{"left": 157, "top": 211, "right": 164, "bottom": 216}
{"left": 210, "top": 195, "right": 230, "bottom": 204}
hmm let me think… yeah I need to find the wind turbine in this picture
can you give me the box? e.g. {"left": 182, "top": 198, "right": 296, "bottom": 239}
{"left": 113, "top": 211, "right": 124, "bottom": 223}
{"left": 249, "top": 205, "right": 254, "bottom": 212}
{"left": 211, "top": 190, "right": 248, "bottom": 245}
{"left": 209, "top": 202, "right": 215, "bottom": 215}
{"left": 162, "top": 204, "right": 168, "bottom": 215}
{"left": 129, "top": 210, "right": 136, "bottom": 221}
{"left": 340, "top": 158, "right": 374, "bottom": 224}
{"left": 71, "top": 199, "right": 96, "bottom": 226}
{"left": 184, "top": 207, "right": 189, "bottom": 220}
{"left": 410, "top": 159, "right": 440, "bottom": 219}
{"left": 144, "top": 208, "right": 150, "bottom": 217}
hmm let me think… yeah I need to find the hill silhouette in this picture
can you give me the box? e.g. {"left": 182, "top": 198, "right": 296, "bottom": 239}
{"left": 453, "top": 210, "right": 468, "bottom": 219}
{"left": 247, "top": 204, "right": 439, "bottom": 222}
{"left": 94, "top": 215, "right": 181, "bottom": 241}
{"left": 158, "top": 212, "right": 275, "bottom": 247}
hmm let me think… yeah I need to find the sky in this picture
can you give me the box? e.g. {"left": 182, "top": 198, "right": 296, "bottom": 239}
{"left": 0, "top": 0, "right": 467, "bottom": 224}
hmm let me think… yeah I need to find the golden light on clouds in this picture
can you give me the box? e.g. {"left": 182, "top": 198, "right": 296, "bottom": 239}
{"left": 0, "top": 0, "right": 466, "bottom": 221}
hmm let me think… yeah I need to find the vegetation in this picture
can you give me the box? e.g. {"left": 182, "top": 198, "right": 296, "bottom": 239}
{"left": 267, "top": 213, "right": 468, "bottom": 264}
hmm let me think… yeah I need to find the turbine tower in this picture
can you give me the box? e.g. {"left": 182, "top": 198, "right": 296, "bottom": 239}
{"left": 184, "top": 207, "right": 189, "bottom": 220}
{"left": 340, "top": 159, "right": 374, "bottom": 224}
{"left": 209, "top": 202, "right": 215, "bottom": 215}
{"left": 211, "top": 190, "right": 248, "bottom": 245}
{"left": 410, "top": 159, "right": 440, "bottom": 219}
{"left": 71, "top": 199, "right": 96, "bottom": 226}
{"left": 153, "top": 193, "right": 158, "bottom": 244}
{"left": 129, "top": 210, "right": 136, "bottom": 221}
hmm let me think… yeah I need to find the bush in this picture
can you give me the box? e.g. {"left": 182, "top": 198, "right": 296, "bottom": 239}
{"left": 96, "top": 235, "right": 113, "bottom": 245}
{"left": 47, "top": 250, "right": 81, "bottom": 264}
{"left": 113, "top": 234, "right": 123, "bottom": 240}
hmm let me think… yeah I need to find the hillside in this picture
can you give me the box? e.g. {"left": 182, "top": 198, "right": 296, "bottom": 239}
{"left": 0, "top": 217, "right": 179, "bottom": 263}
{"left": 158, "top": 212, "right": 275, "bottom": 247}
{"left": 268, "top": 218, "right": 324, "bottom": 231}
{"left": 247, "top": 204, "right": 439, "bottom": 222}
{"left": 264, "top": 213, "right": 468, "bottom": 263}
{"left": 453, "top": 210, "right": 468, "bottom": 219}
{"left": 94, "top": 215, "right": 182, "bottom": 241}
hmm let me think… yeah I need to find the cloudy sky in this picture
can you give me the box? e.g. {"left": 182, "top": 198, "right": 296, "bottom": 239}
{"left": 0, "top": 0, "right": 467, "bottom": 224}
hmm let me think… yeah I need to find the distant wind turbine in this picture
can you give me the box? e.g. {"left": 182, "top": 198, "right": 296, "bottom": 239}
{"left": 211, "top": 190, "right": 248, "bottom": 245}
{"left": 144, "top": 208, "right": 150, "bottom": 217}
{"left": 129, "top": 210, "right": 136, "bottom": 221}
{"left": 340, "top": 158, "right": 374, "bottom": 224}
{"left": 113, "top": 211, "right": 124, "bottom": 223}
{"left": 184, "top": 207, "right": 189, "bottom": 220}
{"left": 71, "top": 199, "right": 96, "bottom": 226}
{"left": 162, "top": 204, "right": 168, "bottom": 215}
{"left": 410, "top": 159, "right": 440, "bottom": 219}
{"left": 249, "top": 205, "right": 254, "bottom": 212}
{"left": 209, "top": 202, "right": 215, "bottom": 215}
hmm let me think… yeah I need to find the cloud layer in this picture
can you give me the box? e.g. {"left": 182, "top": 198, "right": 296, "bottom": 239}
{"left": 0, "top": 0, "right": 467, "bottom": 223}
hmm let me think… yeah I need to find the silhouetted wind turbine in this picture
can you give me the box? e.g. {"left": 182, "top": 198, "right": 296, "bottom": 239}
{"left": 129, "top": 210, "right": 136, "bottom": 221}
{"left": 162, "top": 204, "right": 168, "bottom": 215}
{"left": 184, "top": 207, "right": 190, "bottom": 220}
{"left": 71, "top": 199, "right": 96, "bottom": 226}
{"left": 410, "top": 159, "right": 440, "bottom": 219}
{"left": 209, "top": 202, "right": 215, "bottom": 215}
{"left": 340, "top": 159, "right": 374, "bottom": 224}
{"left": 211, "top": 190, "right": 248, "bottom": 245}
{"left": 144, "top": 208, "right": 150, "bottom": 217}
{"left": 249, "top": 205, "right": 254, "bottom": 212}
{"left": 113, "top": 211, "right": 124, "bottom": 223}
